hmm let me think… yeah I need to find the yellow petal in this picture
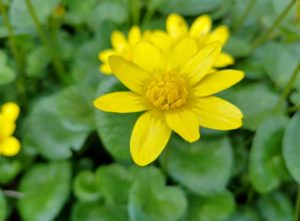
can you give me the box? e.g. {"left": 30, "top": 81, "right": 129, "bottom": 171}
{"left": 184, "top": 42, "right": 221, "bottom": 85}
{"left": 94, "top": 92, "right": 148, "bottom": 113}
{"left": 189, "top": 14, "right": 212, "bottom": 38}
{"left": 0, "top": 119, "right": 16, "bottom": 138}
{"left": 207, "top": 25, "right": 229, "bottom": 46}
{"left": 165, "top": 108, "right": 200, "bottom": 143}
{"left": 1, "top": 102, "right": 20, "bottom": 122}
{"left": 214, "top": 52, "right": 235, "bottom": 68}
{"left": 111, "top": 31, "right": 129, "bottom": 52}
{"left": 99, "top": 64, "right": 112, "bottom": 74}
{"left": 193, "top": 70, "right": 244, "bottom": 97}
{"left": 98, "top": 49, "right": 115, "bottom": 62}
{"left": 143, "top": 30, "right": 172, "bottom": 53}
{"left": 128, "top": 26, "right": 141, "bottom": 46}
{"left": 166, "top": 37, "right": 197, "bottom": 70}
{"left": 0, "top": 136, "right": 21, "bottom": 157}
{"left": 109, "top": 56, "right": 151, "bottom": 94}
{"left": 193, "top": 96, "right": 243, "bottom": 130}
{"left": 166, "top": 13, "right": 189, "bottom": 40}
{"left": 130, "top": 110, "right": 171, "bottom": 166}
{"left": 132, "top": 42, "right": 165, "bottom": 72}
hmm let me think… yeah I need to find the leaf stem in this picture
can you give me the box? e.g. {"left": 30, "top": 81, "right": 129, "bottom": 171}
{"left": 251, "top": 0, "right": 295, "bottom": 49}
{"left": 232, "top": 0, "right": 256, "bottom": 32}
{"left": 294, "top": 186, "right": 300, "bottom": 221}
{"left": 3, "top": 190, "right": 24, "bottom": 199}
{"left": 24, "top": 0, "right": 68, "bottom": 84}
{"left": 0, "top": 0, "right": 27, "bottom": 107}
{"left": 273, "top": 61, "right": 300, "bottom": 113}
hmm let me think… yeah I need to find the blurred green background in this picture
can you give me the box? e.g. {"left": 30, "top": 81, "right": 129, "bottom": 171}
{"left": 1, "top": 0, "right": 300, "bottom": 220}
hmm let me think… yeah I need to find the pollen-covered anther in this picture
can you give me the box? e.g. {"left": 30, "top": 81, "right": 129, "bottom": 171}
{"left": 146, "top": 73, "right": 188, "bottom": 110}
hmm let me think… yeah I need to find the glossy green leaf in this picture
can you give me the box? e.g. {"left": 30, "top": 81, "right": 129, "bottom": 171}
{"left": 0, "top": 159, "right": 22, "bottom": 184}
{"left": 18, "top": 162, "right": 71, "bottom": 221}
{"left": 9, "top": 0, "right": 61, "bottom": 31}
{"left": 250, "top": 116, "right": 290, "bottom": 193}
{"left": 159, "top": 0, "right": 222, "bottom": 15}
{"left": 23, "top": 95, "right": 87, "bottom": 160}
{"left": 256, "top": 192, "right": 293, "bottom": 221}
{"left": 0, "top": 66, "right": 16, "bottom": 85}
{"left": 96, "top": 164, "right": 132, "bottom": 205}
{"left": 283, "top": 111, "right": 300, "bottom": 183}
{"left": 185, "top": 191, "right": 235, "bottom": 221}
{"left": 222, "top": 82, "right": 283, "bottom": 130}
{"left": 73, "top": 170, "right": 101, "bottom": 202}
{"left": 128, "top": 166, "right": 187, "bottom": 221}
{"left": 0, "top": 190, "right": 7, "bottom": 221}
{"left": 162, "top": 136, "right": 233, "bottom": 195}
{"left": 26, "top": 46, "right": 50, "bottom": 77}
{"left": 71, "top": 202, "right": 128, "bottom": 221}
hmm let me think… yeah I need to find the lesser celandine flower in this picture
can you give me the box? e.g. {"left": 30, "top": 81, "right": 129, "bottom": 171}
{"left": 0, "top": 102, "right": 21, "bottom": 157}
{"left": 98, "top": 26, "right": 142, "bottom": 74}
{"left": 166, "top": 13, "right": 234, "bottom": 68}
{"left": 94, "top": 37, "right": 244, "bottom": 166}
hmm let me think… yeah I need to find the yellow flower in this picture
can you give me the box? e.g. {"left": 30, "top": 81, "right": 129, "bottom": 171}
{"left": 94, "top": 38, "right": 244, "bottom": 166}
{"left": 98, "top": 26, "right": 142, "bottom": 74}
{"left": 165, "top": 13, "right": 234, "bottom": 68}
{"left": 0, "top": 102, "right": 21, "bottom": 157}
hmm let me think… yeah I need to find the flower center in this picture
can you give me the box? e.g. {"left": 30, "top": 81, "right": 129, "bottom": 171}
{"left": 146, "top": 73, "right": 188, "bottom": 110}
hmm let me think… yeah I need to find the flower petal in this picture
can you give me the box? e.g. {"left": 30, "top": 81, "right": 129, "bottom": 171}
{"left": 132, "top": 42, "right": 165, "bottom": 72}
{"left": 193, "top": 96, "right": 243, "bottom": 130}
{"left": 109, "top": 56, "right": 151, "bottom": 94}
{"left": 166, "top": 13, "right": 189, "bottom": 40}
{"left": 128, "top": 26, "right": 141, "bottom": 46}
{"left": 214, "top": 52, "right": 235, "bottom": 68}
{"left": 99, "top": 64, "right": 112, "bottom": 74}
{"left": 0, "top": 136, "right": 21, "bottom": 157}
{"left": 189, "top": 14, "right": 212, "bottom": 38}
{"left": 207, "top": 25, "right": 229, "bottom": 46}
{"left": 166, "top": 37, "right": 197, "bottom": 70}
{"left": 165, "top": 108, "right": 200, "bottom": 142}
{"left": 0, "top": 119, "right": 15, "bottom": 138}
{"left": 1, "top": 102, "right": 20, "bottom": 122}
{"left": 184, "top": 42, "right": 221, "bottom": 85}
{"left": 94, "top": 92, "right": 148, "bottom": 113}
{"left": 193, "top": 70, "right": 244, "bottom": 97}
{"left": 111, "top": 31, "right": 129, "bottom": 52}
{"left": 130, "top": 110, "right": 171, "bottom": 166}
{"left": 98, "top": 49, "right": 115, "bottom": 62}
{"left": 143, "top": 30, "right": 172, "bottom": 53}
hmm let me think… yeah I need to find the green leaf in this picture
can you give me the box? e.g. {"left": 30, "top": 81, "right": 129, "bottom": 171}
{"left": 262, "top": 42, "right": 300, "bottom": 89}
{"left": 26, "top": 46, "right": 50, "bottom": 77}
{"left": 0, "top": 66, "right": 16, "bottom": 85}
{"left": 256, "top": 192, "right": 293, "bottom": 221}
{"left": 186, "top": 191, "right": 235, "bottom": 221}
{"left": 224, "top": 36, "right": 252, "bottom": 58}
{"left": 0, "top": 159, "right": 22, "bottom": 184}
{"left": 161, "top": 136, "right": 233, "bottom": 195}
{"left": 56, "top": 84, "right": 96, "bottom": 132}
{"left": 0, "top": 190, "right": 7, "bottom": 221}
{"left": 96, "top": 164, "right": 132, "bottom": 205}
{"left": 9, "top": 0, "right": 61, "bottom": 31}
{"left": 95, "top": 78, "right": 138, "bottom": 161}
{"left": 72, "top": 202, "right": 129, "bottom": 221}
{"left": 23, "top": 95, "right": 87, "bottom": 160}
{"left": 128, "top": 166, "right": 187, "bottom": 221}
{"left": 249, "top": 116, "right": 290, "bottom": 193}
{"left": 222, "top": 82, "right": 283, "bottom": 131}
{"left": 159, "top": 0, "right": 222, "bottom": 15}
{"left": 73, "top": 170, "right": 101, "bottom": 202}
{"left": 283, "top": 111, "right": 300, "bottom": 183}
{"left": 18, "top": 162, "right": 71, "bottom": 221}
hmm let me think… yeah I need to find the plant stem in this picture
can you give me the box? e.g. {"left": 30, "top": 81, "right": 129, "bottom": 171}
{"left": 0, "top": 0, "right": 27, "bottom": 107}
{"left": 251, "top": 0, "right": 295, "bottom": 49}
{"left": 288, "top": 105, "right": 300, "bottom": 113}
{"left": 273, "top": 61, "right": 300, "bottom": 113}
{"left": 3, "top": 190, "right": 24, "bottom": 199}
{"left": 233, "top": 0, "right": 256, "bottom": 32}
{"left": 24, "top": 0, "right": 68, "bottom": 84}
{"left": 294, "top": 186, "right": 300, "bottom": 221}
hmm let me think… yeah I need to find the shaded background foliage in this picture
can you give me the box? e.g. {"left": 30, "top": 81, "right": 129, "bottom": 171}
{"left": 0, "top": 0, "right": 300, "bottom": 220}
